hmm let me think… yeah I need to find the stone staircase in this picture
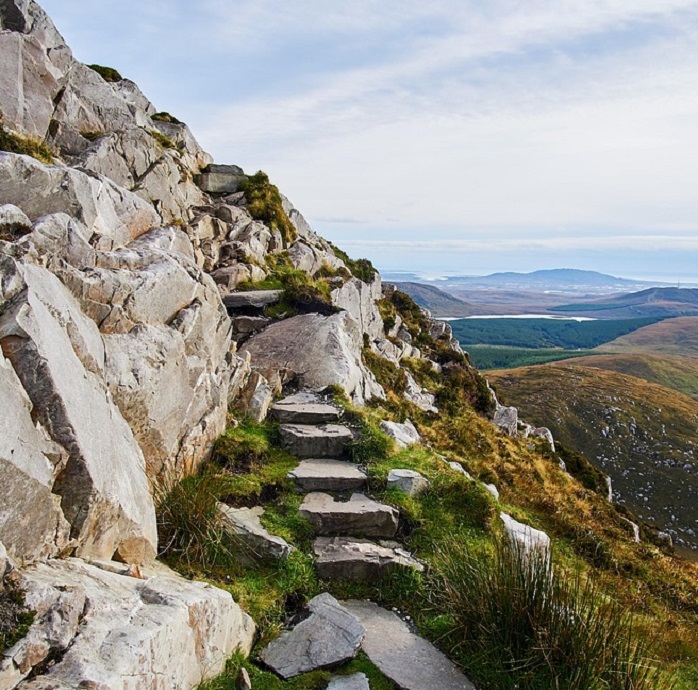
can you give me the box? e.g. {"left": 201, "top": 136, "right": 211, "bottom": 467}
{"left": 273, "top": 392, "right": 423, "bottom": 580}
{"left": 257, "top": 391, "right": 477, "bottom": 688}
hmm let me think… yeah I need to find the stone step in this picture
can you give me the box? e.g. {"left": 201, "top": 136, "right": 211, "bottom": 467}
{"left": 288, "top": 459, "right": 367, "bottom": 492}
{"left": 272, "top": 392, "right": 341, "bottom": 424}
{"left": 342, "top": 600, "right": 477, "bottom": 690}
{"left": 313, "top": 537, "right": 424, "bottom": 580}
{"left": 223, "top": 289, "right": 282, "bottom": 311}
{"left": 299, "top": 492, "right": 399, "bottom": 538}
{"left": 279, "top": 423, "right": 353, "bottom": 458}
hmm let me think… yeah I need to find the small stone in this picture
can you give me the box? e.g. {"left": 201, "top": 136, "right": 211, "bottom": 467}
{"left": 237, "top": 667, "right": 252, "bottom": 690}
{"left": 327, "top": 672, "right": 370, "bottom": 690}
{"left": 483, "top": 483, "right": 499, "bottom": 501}
{"left": 218, "top": 504, "right": 294, "bottom": 561}
{"left": 380, "top": 419, "right": 420, "bottom": 448}
{"left": 300, "top": 493, "right": 399, "bottom": 538}
{"left": 259, "top": 593, "right": 364, "bottom": 679}
{"left": 387, "top": 469, "right": 430, "bottom": 496}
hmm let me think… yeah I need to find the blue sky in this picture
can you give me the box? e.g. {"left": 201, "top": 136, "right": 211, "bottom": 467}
{"left": 40, "top": 0, "right": 698, "bottom": 281}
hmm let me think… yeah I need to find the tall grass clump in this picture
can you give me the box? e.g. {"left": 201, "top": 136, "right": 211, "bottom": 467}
{"left": 155, "top": 467, "right": 237, "bottom": 569}
{"left": 240, "top": 171, "right": 297, "bottom": 244}
{"left": 432, "top": 538, "right": 672, "bottom": 690}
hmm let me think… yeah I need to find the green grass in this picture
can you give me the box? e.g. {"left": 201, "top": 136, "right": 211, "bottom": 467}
{"left": 152, "top": 111, "right": 182, "bottom": 124}
{"left": 432, "top": 538, "right": 674, "bottom": 690}
{"left": 450, "top": 317, "right": 663, "bottom": 350}
{"left": 240, "top": 171, "right": 297, "bottom": 244}
{"left": 466, "top": 345, "right": 598, "bottom": 370}
{"left": 328, "top": 242, "right": 377, "bottom": 283}
{"left": 87, "top": 64, "right": 123, "bottom": 82}
{"left": 0, "top": 122, "right": 54, "bottom": 164}
{"left": 149, "top": 129, "right": 182, "bottom": 152}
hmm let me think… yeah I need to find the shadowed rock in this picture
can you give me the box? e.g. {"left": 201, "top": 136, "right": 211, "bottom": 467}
{"left": 259, "top": 593, "right": 364, "bottom": 679}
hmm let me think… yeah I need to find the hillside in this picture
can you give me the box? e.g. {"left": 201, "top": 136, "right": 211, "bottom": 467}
{"left": 598, "top": 316, "right": 698, "bottom": 358}
{"left": 561, "top": 353, "right": 698, "bottom": 402}
{"left": 551, "top": 287, "right": 698, "bottom": 319}
{"left": 489, "top": 364, "right": 698, "bottom": 553}
{"left": 394, "top": 281, "right": 474, "bottom": 317}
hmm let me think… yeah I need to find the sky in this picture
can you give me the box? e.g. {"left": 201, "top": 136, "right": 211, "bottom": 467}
{"left": 40, "top": 0, "right": 698, "bottom": 281}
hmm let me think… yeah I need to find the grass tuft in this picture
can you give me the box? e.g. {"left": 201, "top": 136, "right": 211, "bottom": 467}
{"left": 87, "top": 64, "right": 123, "bottom": 82}
{"left": 0, "top": 122, "right": 55, "bottom": 164}
{"left": 240, "top": 171, "right": 297, "bottom": 244}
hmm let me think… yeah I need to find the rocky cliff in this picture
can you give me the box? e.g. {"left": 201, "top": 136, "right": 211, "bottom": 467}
{"left": 0, "top": 2, "right": 466, "bottom": 687}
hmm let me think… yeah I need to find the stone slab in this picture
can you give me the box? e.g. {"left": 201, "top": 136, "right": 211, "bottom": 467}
{"left": 314, "top": 537, "right": 424, "bottom": 580}
{"left": 272, "top": 395, "right": 341, "bottom": 424}
{"left": 280, "top": 423, "right": 353, "bottom": 458}
{"left": 218, "top": 504, "right": 294, "bottom": 561}
{"left": 343, "top": 600, "right": 477, "bottom": 690}
{"left": 259, "top": 593, "right": 364, "bottom": 679}
{"left": 223, "top": 290, "right": 282, "bottom": 310}
{"left": 288, "top": 459, "right": 367, "bottom": 492}
{"left": 328, "top": 673, "right": 370, "bottom": 690}
{"left": 300, "top": 493, "right": 399, "bottom": 538}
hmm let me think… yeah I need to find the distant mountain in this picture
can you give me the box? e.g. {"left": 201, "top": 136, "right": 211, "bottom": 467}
{"left": 393, "top": 282, "right": 474, "bottom": 317}
{"left": 489, "top": 363, "right": 698, "bottom": 552}
{"left": 551, "top": 287, "right": 698, "bottom": 319}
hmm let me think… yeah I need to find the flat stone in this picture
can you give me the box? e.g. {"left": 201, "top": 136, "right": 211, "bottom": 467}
{"left": 288, "top": 459, "right": 367, "bottom": 492}
{"left": 231, "top": 315, "right": 270, "bottom": 337}
{"left": 259, "top": 593, "right": 364, "bottom": 679}
{"left": 387, "top": 469, "right": 430, "bottom": 496}
{"left": 343, "top": 600, "right": 477, "bottom": 690}
{"left": 280, "top": 423, "right": 353, "bottom": 458}
{"left": 328, "top": 673, "right": 370, "bottom": 690}
{"left": 314, "top": 537, "right": 424, "bottom": 580}
{"left": 300, "top": 493, "right": 399, "bottom": 538}
{"left": 272, "top": 393, "right": 341, "bottom": 424}
{"left": 223, "top": 290, "right": 282, "bottom": 310}
{"left": 380, "top": 419, "right": 420, "bottom": 448}
{"left": 196, "top": 165, "right": 246, "bottom": 194}
{"left": 218, "top": 504, "right": 294, "bottom": 561}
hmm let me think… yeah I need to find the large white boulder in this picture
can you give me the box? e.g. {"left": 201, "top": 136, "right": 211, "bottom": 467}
{"left": 1, "top": 558, "right": 255, "bottom": 690}
{"left": 242, "top": 311, "right": 384, "bottom": 404}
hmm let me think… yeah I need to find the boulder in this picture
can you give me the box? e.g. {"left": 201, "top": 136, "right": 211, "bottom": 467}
{"left": 331, "top": 277, "right": 384, "bottom": 342}
{"left": 0, "top": 262, "right": 156, "bottom": 563}
{"left": 279, "top": 423, "right": 353, "bottom": 458}
{"left": 299, "top": 493, "right": 399, "bottom": 538}
{"left": 380, "top": 419, "right": 420, "bottom": 448}
{"left": 238, "top": 370, "right": 274, "bottom": 423}
{"left": 342, "top": 600, "right": 477, "bottom": 690}
{"left": 242, "top": 311, "right": 385, "bottom": 404}
{"left": 288, "top": 459, "right": 367, "bottom": 492}
{"left": 218, "top": 504, "right": 294, "bottom": 561}
{"left": 196, "top": 164, "right": 246, "bottom": 194}
{"left": 2, "top": 558, "right": 255, "bottom": 689}
{"left": 500, "top": 512, "right": 551, "bottom": 562}
{"left": 259, "top": 593, "right": 364, "bottom": 679}
{"left": 403, "top": 371, "right": 438, "bottom": 413}
{"left": 313, "top": 537, "right": 424, "bottom": 580}
{"left": 0, "top": 203, "right": 31, "bottom": 231}
{"left": 494, "top": 405, "right": 518, "bottom": 437}
{"left": 387, "top": 469, "right": 430, "bottom": 496}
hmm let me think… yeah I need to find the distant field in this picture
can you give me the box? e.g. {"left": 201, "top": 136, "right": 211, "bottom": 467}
{"left": 450, "top": 316, "right": 662, "bottom": 350}
{"left": 561, "top": 353, "right": 698, "bottom": 402}
{"left": 465, "top": 345, "right": 597, "bottom": 370}
{"left": 598, "top": 316, "right": 698, "bottom": 358}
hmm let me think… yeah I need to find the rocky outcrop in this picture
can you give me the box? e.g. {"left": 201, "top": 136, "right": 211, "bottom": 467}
{"left": 0, "top": 557, "right": 255, "bottom": 689}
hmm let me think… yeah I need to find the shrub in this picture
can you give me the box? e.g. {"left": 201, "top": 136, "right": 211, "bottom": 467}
{"left": 0, "top": 122, "right": 54, "bottom": 164}
{"left": 0, "top": 581, "right": 34, "bottom": 654}
{"left": 328, "top": 242, "right": 376, "bottom": 283}
{"left": 432, "top": 538, "right": 670, "bottom": 690}
{"left": 240, "top": 171, "right": 297, "bottom": 244}
{"left": 152, "top": 111, "right": 182, "bottom": 125}
{"left": 87, "top": 64, "right": 123, "bottom": 82}
{"left": 155, "top": 467, "right": 237, "bottom": 568}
